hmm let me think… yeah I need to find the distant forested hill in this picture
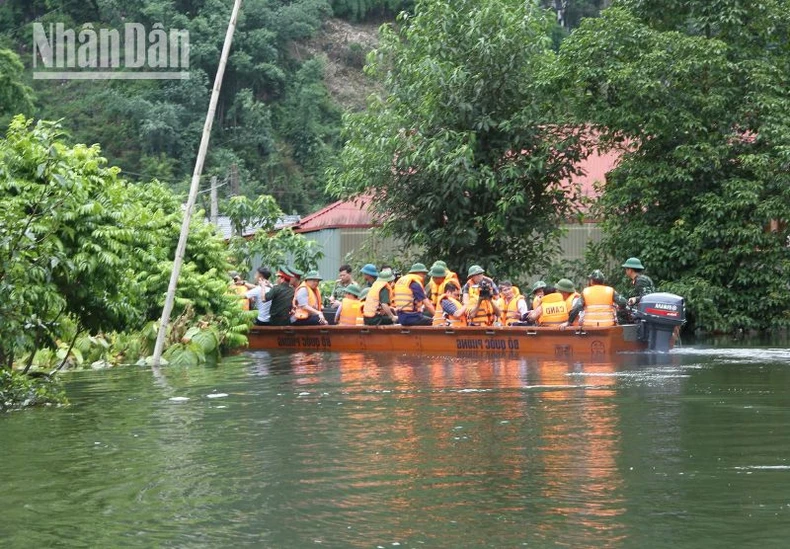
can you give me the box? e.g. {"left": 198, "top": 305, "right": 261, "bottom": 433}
{"left": 0, "top": 0, "right": 600, "bottom": 214}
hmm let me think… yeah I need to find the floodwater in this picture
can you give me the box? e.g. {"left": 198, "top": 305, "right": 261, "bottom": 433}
{"left": 2, "top": 343, "right": 790, "bottom": 548}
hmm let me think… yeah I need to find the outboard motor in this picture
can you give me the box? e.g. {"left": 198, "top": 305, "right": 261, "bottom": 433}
{"left": 634, "top": 293, "right": 685, "bottom": 352}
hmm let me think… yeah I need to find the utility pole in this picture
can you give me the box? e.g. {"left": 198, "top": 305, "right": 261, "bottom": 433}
{"left": 210, "top": 175, "right": 218, "bottom": 226}
{"left": 152, "top": 0, "right": 243, "bottom": 366}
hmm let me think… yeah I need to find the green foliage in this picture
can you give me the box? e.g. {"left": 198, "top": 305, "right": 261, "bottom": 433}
{"left": 554, "top": 1, "right": 790, "bottom": 332}
{"left": 0, "top": 49, "right": 34, "bottom": 121}
{"left": 328, "top": 0, "right": 590, "bottom": 278}
{"left": 224, "top": 194, "right": 325, "bottom": 275}
{"left": 0, "top": 117, "right": 254, "bottom": 374}
{"left": 4, "top": 0, "right": 346, "bottom": 214}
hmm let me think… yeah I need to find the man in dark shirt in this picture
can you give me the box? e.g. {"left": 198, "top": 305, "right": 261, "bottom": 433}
{"left": 264, "top": 267, "right": 296, "bottom": 326}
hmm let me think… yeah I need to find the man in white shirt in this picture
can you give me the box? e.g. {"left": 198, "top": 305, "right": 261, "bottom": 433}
{"left": 245, "top": 266, "right": 273, "bottom": 325}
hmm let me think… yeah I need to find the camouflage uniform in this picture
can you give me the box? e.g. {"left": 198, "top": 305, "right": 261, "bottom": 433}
{"left": 629, "top": 273, "right": 655, "bottom": 303}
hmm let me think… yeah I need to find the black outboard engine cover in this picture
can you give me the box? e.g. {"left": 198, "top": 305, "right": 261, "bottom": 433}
{"left": 634, "top": 293, "right": 685, "bottom": 352}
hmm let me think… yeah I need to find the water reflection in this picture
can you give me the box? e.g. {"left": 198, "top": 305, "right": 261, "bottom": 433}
{"left": 5, "top": 348, "right": 790, "bottom": 548}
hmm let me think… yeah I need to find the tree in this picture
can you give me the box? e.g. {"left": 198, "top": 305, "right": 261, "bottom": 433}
{"left": 327, "top": 0, "right": 590, "bottom": 278}
{"left": 0, "top": 49, "right": 34, "bottom": 120}
{"left": 555, "top": 1, "right": 790, "bottom": 331}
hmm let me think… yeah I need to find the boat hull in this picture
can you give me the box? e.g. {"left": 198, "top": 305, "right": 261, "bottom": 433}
{"left": 246, "top": 324, "right": 648, "bottom": 359}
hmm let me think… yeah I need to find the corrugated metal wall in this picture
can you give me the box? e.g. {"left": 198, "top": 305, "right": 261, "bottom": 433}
{"left": 298, "top": 224, "right": 604, "bottom": 276}
{"left": 558, "top": 223, "right": 604, "bottom": 262}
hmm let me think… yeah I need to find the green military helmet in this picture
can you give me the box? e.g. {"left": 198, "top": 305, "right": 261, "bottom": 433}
{"left": 429, "top": 264, "right": 448, "bottom": 278}
{"left": 555, "top": 278, "right": 576, "bottom": 293}
{"left": 289, "top": 266, "right": 305, "bottom": 278}
{"left": 588, "top": 269, "right": 605, "bottom": 283}
{"left": 467, "top": 265, "right": 485, "bottom": 277}
{"left": 343, "top": 283, "right": 361, "bottom": 297}
{"left": 530, "top": 280, "right": 547, "bottom": 294}
{"left": 408, "top": 262, "right": 429, "bottom": 274}
{"left": 304, "top": 269, "right": 322, "bottom": 281}
{"left": 621, "top": 257, "right": 645, "bottom": 271}
{"left": 432, "top": 260, "right": 448, "bottom": 269}
{"left": 377, "top": 268, "right": 395, "bottom": 282}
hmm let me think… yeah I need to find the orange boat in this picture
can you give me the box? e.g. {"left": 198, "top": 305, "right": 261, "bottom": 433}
{"left": 247, "top": 293, "right": 686, "bottom": 358}
{"left": 248, "top": 324, "right": 658, "bottom": 359}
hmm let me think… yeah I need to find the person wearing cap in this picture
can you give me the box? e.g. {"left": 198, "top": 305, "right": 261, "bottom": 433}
{"left": 287, "top": 266, "right": 304, "bottom": 289}
{"left": 622, "top": 257, "right": 655, "bottom": 306}
{"left": 425, "top": 263, "right": 450, "bottom": 310}
{"left": 524, "top": 281, "right": 549, "bottom": 325}
{"left": 292, "top": 270, "right": 327, "bottom": 325}
{"left": 561, "top": 270, "right": 627, "bottom": 329}
{"left": 532, "top": 278, "right": 577, "bottom": 326}
{"left": 244, "top": 266, "right": 273, "bottom": 325}
{"left": 360, "top": 263, "right": 379, "bottom": 288}
{"left": 263, "top": 267, "right": 296, "bottom": 326}
{"left": 529, "top": 281, "right": 547, "bottom": 311}
{"left": 334, "top": 283, "right": 362, "bottom": 325}
{"left": 461, "top": 265, "right": 499, "bottom": 306}
{"left": 363, "top": 268, "right": 398, "bottom": 325}
{"left": 498, "top": 280, "right": 529, "bottom": 326}
{"left": 393, "top": 263, "right": 435, "bottom": 326}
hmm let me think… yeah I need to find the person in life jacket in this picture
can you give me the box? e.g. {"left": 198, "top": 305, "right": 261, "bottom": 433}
{"left": 433, "top": 281, "right": 469, "bottom": 326}
{"left": 229, "top": 271, "right": 251, "bottom": 312}
{"left": 360, "top": 263, "right": 378, "bottom": 288}
{"left": 363, "top": 268, "right": 398, "bottom": 325}
{"left": 536, "top": 278, "right": 578, "bottom": 326}
{"left": 426, "top": 261, "right": 460, "bottom": 305}
{"left": 462, "top": 265, "right": 499, "bottom": 306}
{"left": 394, "top": 263, "right": 435, "bottom": 326}
{"left": 466, "top": 270, "right": 502, "bottom": 326}
{"left": 334, "top": 283, "right": 363, "bottom": 325}
{"left": 498, "top": 280, "right": 529, "bottom": 326}
{"left": 292, "top": 270, "right": 327, "bottom": 325}
{"left": 524, "top": 280, "right": 548, "bottom": 325}
{"left": 562, "top": 270, "right": 627, "bottom": 329}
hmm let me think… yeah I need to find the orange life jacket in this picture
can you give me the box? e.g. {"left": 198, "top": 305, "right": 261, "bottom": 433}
{"left": 363, "top": 279, "right": 391, "bottom": 318}
{"left": 539, "top": 293, "right": 568, "bottom": 325}
{"left": 292, "top": 282, "right": 322, "bottom": 320}
{"left": 337, "top": 296, "right": 361, "bottom": 326}
{"left": 434, "top": 295, "right": 468, "bottom": 326}
{"left": 232, "top": 284, "right": 250, "bottom": 311}
{"left": 393, "top": 273, "right": 425, "bottom": 313}
{"left": 469, "top": 297, "right": 496, "bottom": 326}
{"left": 501, "top": 294, "right": 526, "bottom": 326}
{"left": 581, "top": 285, "right": 616, "bottom": 327}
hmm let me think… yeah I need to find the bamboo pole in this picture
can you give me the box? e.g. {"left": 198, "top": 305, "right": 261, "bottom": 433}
{"left": 152, "top": 0, "right": 243, "bottom": 366}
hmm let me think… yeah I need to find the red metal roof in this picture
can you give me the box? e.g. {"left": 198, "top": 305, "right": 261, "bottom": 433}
{"left": 292, "top": 195, "right": 378, "bottom": 232}
{"left": 294, "top": 149, "right": 621, "bottom": 232}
